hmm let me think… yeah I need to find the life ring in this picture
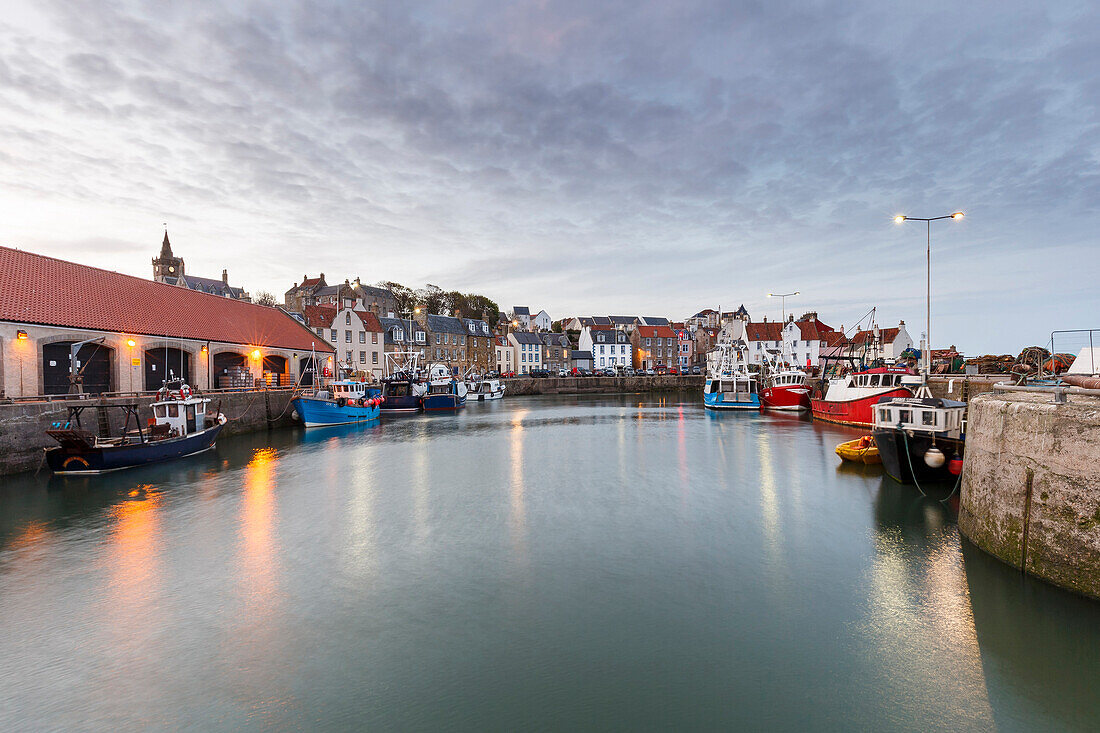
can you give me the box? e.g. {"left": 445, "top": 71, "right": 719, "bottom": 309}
{"left": 336, "top": 397, "right": 347, "bottom": 408}
{"left": 62, "top": 455, "right": 90, "bottom": 470}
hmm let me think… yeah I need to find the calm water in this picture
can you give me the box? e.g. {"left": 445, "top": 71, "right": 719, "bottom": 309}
{"left": 2, "top": 394, "right": 1099, "bottom": 731}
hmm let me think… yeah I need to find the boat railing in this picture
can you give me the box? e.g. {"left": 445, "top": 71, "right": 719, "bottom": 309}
{"left": 993, "top": 383, "right": 1100, "bottom": 403}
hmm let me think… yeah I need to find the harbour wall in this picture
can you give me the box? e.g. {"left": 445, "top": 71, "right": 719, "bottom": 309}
{"left": 0, "top": 389, "right": 298, "bottom": 476}
{"left": 503, "top": 375, "right": 704, "bottom": 395}
{"left": 959, "top": 391, "right": 1100, "bottom": 600}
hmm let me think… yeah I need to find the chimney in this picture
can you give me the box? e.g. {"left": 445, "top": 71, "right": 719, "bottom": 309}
{"left": 222, "top": 269, "right": 228, "bottom": 284}
{"left": 319, "top": 272, "right": 325, "bottom": 281}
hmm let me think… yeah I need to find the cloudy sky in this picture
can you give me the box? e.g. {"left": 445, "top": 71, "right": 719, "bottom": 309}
{"left": 2, "top": 1, "right": 1097, "bottom": 352}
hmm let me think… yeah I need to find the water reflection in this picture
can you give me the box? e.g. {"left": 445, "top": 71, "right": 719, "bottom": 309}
{"left": 509, "top": 408, "right": 528, "bottom": 567}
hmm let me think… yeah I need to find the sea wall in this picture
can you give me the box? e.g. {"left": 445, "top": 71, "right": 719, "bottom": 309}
{"left": 503, "top": 375, "right": 704, "bottom": 395}
{"left": 0, "top": 389, "right": 297, "bottom": 476}
{"left": 959, "top": 391, "right": 1100, "bottom": 599}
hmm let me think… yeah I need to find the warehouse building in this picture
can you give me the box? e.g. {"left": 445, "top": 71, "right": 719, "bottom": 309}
{"left": 0, "top": 246, "right": 333, "bottom": 399}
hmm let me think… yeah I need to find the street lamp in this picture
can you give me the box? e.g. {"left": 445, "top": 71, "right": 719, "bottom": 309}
{"left": 894, "top": 211, "right": 964, "bottom": 385}
{"left": 766, "top": 291, "right": 799, "bottom": 323}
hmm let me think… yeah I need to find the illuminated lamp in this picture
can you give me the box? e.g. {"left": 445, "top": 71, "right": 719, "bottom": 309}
{"left": 252, "top": 349, "right": 262, "bottom": 359}
{"left": 16, "top": 329, "right": 28, "bottom": 340}
{"left": 127, "top": 338, "right": 136, "bottom": 347}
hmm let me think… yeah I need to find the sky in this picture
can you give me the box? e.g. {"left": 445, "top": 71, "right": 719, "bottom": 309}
{"left": 1, "top": 0, "right": 1097, "bottom": 353}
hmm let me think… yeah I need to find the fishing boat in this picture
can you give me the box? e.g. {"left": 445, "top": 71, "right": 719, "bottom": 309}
{"left": 810, "top": 366, "right": 915, "bottom": 428}
{"left": 291, "top": 380, "right": 382, "bottom": 427}
{"left": 835, "top": 435, "right": 881, "bottom": 464}
{"left": 703, "top": 342, "right": 760, "bottom": 410}
{"left": 762, "top": 369, "right": 812, "bottom": 411}
{"left": 466, "top": 376, "right": 505, "bottom": 401}
{"left": 45, "top": 378, "right": 226, "bottom": 474}
{"left": 422, "top": 363, "right": 468, "bottom": 411}
{"left": 379, "top": 351, "right": 427, "bottom": 414}
{"left": 871, "top": 396, "right": 965, "bottom": 485}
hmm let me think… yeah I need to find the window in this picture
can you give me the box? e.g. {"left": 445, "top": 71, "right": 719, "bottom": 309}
{"left": 645, "top": 338, "right": 651, "bottom": 346}
{"left": 315, "top": 327, "right": 323, "bottom": 337}
{"left": 359, "top": 351, "right": 365, "bottom": 363}
{"left": 372, "top": 352, "right": 378, "bottom": 364}
{"left": 346, "top": 350, "right": 352, "bottom": 362}
{"left": 436, "top": 348, "right": 441, "bottom": 359}
{"left": 417, "top": 332, "right": 424, "bottom": 343}
{"left": 345, "top": 331, "right": 352, "bottom": 343}
{"left": 330, "top": 329, "right": 337, "bottom": 342}
{"left": 345, "top": 312, "right": 351, "bottom": 325}
{"left": 899, "top": 409, "right": 912, "bottom": 423}
{"left": 168, "top": 404, "right": 179, "bottom": 417}
{"left": 922, "top": 411, "right": 937, "bottom": 427}
{"left": 359, "top": 331, "right": 366, "bottom": 343}
{"left": 371, "top": 332, "right": 378, "bottom": 344}
{"left": 461, "top": 335, "right": 466, "bottom": 345}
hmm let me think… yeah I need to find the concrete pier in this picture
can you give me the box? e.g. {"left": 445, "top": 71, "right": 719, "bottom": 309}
{"left": 959, "top": 390, "right": 1100, "bottom": 599}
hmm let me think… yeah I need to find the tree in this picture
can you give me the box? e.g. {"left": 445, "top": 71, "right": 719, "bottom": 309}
{"left": 254, "top": 290, "right": 279, "bottom": 307}
{"left": 377, "top": 281, "right": 417, "bottom": 314}
{"left": 417, "top": 284, "right": 446, "bottom": 315}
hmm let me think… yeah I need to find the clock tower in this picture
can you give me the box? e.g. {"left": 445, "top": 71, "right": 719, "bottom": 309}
{"left": 152, "top": 230, "right": 185, "bottom": 283}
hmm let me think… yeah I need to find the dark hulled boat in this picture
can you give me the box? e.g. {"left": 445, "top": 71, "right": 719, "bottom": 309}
{"left": 871, "top": 396, "right": 965, "bottom": 485}
{"left": 46, "top": 379, "right": 226, "bottom": 474}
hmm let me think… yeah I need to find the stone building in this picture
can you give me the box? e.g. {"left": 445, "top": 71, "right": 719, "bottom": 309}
{"left": 418, "top": 314, "right": 469, "bottom": 374}
{"left": 152, "top": 230, "right": 250, "bottom": 300}
{"left": 1, "top": 245, "right": 330, "bottom": 398}
{"left": 304, "top": 305, "right": 385, "bottom": 379}
{"left": 632, "top": 325, "right": 678, "bottom": 371}
{"left": 462, "top": 317, "right": 495, "bottom": 375}
{"left": 285, "top": 275, "right": 396, "bottom": 316}
{"left": 540, "top": 332, "right": 570, "bottom": 373}
{"left": 378, "top": 317, "right": 427, "bottom": 373}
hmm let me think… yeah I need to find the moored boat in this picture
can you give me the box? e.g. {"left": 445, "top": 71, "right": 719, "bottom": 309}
{"left": 703, "top": 343, "right": 760, "bottom": 410}
{"left": 835, "top": 435, "right": 881, "bottom": 464}
{"left": 762, "top": 369, "right": 812, "bottom": 411}
{"left": 810, "top": 366, "right": 914, "bottom": 428}
{"left": 46, "top": 378, "right": 226, "bottom": 474}
{"left": 422, "top": 363, "right": 468, "bottom": 411}
{"left": 871, "top": 396, "right": 965, "bottom": 485}
{"left": 292, "top": 380, "right": 382, "bottom": 427}
{"left": 466, "top": 377, "right": 505, "bottom": 401}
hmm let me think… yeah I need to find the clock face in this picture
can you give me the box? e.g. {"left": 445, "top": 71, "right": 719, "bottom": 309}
{"left": 168, "top": 266, "right": 175, "bottom": 272}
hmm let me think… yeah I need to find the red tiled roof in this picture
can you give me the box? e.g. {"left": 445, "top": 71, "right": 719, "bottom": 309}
{"left": 0, "top": 246, "right": 332, "bottom": 351}
{"left": 669, "top": 322, "right": 686, "bottom": 329}
{"left": 821, "top": 331, "right": 849, "bottom": 347}
{"left": 304, "top": 305, "right": 337, "bottom": 328}
{"left": 636, "top": 325, "right": 677, "bottom": 339}
{"left": 357, "top": 311, "right": 383, "bottom": 332}
{"left": 851, "top": 327, "right": 900, "bottom": 345}
{"left": 744, "top": 322, "right": 784, "bottom": 341}
{"left": 300, "top": 276, "right": 322, "bottom": 288}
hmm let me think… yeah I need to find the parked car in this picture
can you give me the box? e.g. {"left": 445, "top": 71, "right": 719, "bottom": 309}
{"left": 691, "top": 365, "right": 701, "bottom": 375}
{"left": 530, "top": 369, "right": 551, "bottom": 378}
{"left": 501, "top": 371, "right": 515, "bottom": 378}
{"left": 655, "top": 365, "right": 668, "bottom": 375}
{"left": 667, "top": 366, "right": 679, "bottom": 375}
{"left": 621, "top": 367, "right": 635, "bottom": 376}
{"left": 558, "top": 368, "right": 570, "bottom": 377}
{"left": 646, "top": 368, "right": 656, "bottom": 376}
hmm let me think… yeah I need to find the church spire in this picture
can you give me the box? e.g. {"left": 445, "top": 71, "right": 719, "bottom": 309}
{"left": 160, "top": 226, "right": 172, "bottom": 259}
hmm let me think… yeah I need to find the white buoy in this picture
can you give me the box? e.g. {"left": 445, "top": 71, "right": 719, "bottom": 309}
{"left": 924, "top": 446, "right": 946, "bottom": 468}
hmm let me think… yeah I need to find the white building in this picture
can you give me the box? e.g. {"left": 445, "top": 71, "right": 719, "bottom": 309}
{"left": 495, "top": 336, "right": 515, "bottom": 374}
{"left": 532, "top": 309, "right": 552, "bottom": 331}
{"left": 509, "top": 331, "right": 543, "bottom": 374}
{"left": 850, "top": 321, "right": 914, "bottom": 362}
{"left": 578, "top": 326, "right": 631, "bottom": 369}
{"left": 306, "top": 304, "right": 385, "bottom": 379}
{"left": 780, "top": 315, "right": 839, "bottom": 367}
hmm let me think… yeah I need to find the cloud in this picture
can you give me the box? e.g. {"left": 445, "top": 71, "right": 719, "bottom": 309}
{"left": 0, "top": 0, "right": 1096, "bottom": 351}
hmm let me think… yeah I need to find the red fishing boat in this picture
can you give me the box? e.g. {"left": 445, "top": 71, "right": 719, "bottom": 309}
{"left": 761, "top": 369, "right": 812, "bottom": 411}
{"left": 810, "top": 366, "right": 915, "bottom": 428}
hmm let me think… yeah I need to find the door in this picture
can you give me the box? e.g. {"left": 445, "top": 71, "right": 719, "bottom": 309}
{"left": 185, "top": 404, "right": 196, "bottom": 434}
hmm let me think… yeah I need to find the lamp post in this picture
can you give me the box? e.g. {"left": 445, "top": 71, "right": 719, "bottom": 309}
{"left": 894, "top": 211, "right": 964, "bottom": 384}
{"left": 767, "top": 291, "right": 799, "bottom": 323}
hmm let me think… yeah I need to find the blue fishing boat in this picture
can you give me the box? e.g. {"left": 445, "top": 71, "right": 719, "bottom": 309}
{"left": 703, "top": 343, "right": 761, "bottom": 411}
{"left": 46, "top": 378, "right": 226, "bottom": 474}
{"left": 422, "top": 363, "right": 467, "bottom": 411}
{"left": 292, "top": 380, "right": 382, "bottom": 427}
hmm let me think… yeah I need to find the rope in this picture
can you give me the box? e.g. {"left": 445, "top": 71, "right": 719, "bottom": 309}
{"left": 900, "top": 429, "right": 963, "bottom": 504}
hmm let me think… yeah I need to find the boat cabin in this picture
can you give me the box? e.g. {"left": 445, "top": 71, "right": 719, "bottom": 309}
{"left": 705, "top": 373, "right": 759, "bottom": 400}
{"left": 327, "top": 380, "right": 372, "bottom": 399}
{"left": 873, "top": 397, "right": 965, "bottom": 439}
{"left": 150, "top": 379, "right": 215, "bottom": 438}
{"left": 771, "top": 371, "right": 808, "bottom": 387}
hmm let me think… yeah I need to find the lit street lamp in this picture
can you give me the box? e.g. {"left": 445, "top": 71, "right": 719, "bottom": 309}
{"left": 894, "top": 211, "right": 964, "bottom": 385}
{"left": 766, "top": 291, "right": 799, "bottom": 323}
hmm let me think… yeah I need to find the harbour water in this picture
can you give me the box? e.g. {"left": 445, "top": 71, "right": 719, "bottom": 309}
{"left": 2, "top": 394, "right": 1098, "bottom": 730}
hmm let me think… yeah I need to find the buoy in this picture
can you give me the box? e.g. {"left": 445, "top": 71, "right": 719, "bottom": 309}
{"left": 948, "top": 455, "right": 963, "bottom": 476}
{"left": 924, "top": 446, "right": 946, "bottom": 468}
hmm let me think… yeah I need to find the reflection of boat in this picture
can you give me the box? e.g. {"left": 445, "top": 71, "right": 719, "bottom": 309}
{"left": 703, "top": 343, "right": 760, "bottom": 410}
{"left": 872, "top": 396, "right": 964, "bottom": 485}
{"left": 762, "top": 369, "right": 811, "bottom": 411}
{"left": 466, "top": 377, "right": 505, "bottom": 401}
{"left": 422, "top": 363, "right": 467, "bottom": 411}
{"left": 811, "top": 366, "right": 914, "bottom": 427}
{"left": 835, "top": 435, "right": 881, "bottom": 464}
{"left": 46, "top": 378, "right": 226, "bottom": 474}
{"left": 292, "top": 380, "right": 382, "bottom": 427}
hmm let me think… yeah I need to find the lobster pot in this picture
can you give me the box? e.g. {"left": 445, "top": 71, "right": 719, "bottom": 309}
{"left": 262, "top": 372, "right": 295, "bottom": 387}
{"left": 217, "top": 366, "right": 254, "bottom": 389}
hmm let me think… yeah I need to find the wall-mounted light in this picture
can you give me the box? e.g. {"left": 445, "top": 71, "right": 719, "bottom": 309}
{"left": 126, "top": 338, "right": 136, "bottom": 347}
{"left": 16, "top": 329, "right": 28, "bottom": 340}
{"left": 201, "top": 344, "right": 208, "bottom": 353}
{"left": 251, "top": 349, "right": 261, "bottom": 359}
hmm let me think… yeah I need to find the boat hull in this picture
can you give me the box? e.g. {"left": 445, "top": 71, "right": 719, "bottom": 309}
{"left": 703, "top": 392, "right": 761, "bottom": 410}
{"left": 811, "top": 388, "right": 911, "bottom": 428}
{"left": 378, "top": 394, "right": 422, "bottom": 414}
{"left": 423, "top": 394, "right": 466, "bottom": 411}
{"left": 762, "top": 384, "right": 811, "bottom": 411}
{"left": 46, "top": 423, "right": 224, "bottom": 474}
{"left": 872, "top": 428, "right": 963, "bottom": 485}
{"left": 292, "top": 396, "right": 381, "bottom": 428}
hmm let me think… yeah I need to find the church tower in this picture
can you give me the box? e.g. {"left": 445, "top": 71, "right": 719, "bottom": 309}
{"left": 152, "top": 230, "right": 185, "bottom": 283}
